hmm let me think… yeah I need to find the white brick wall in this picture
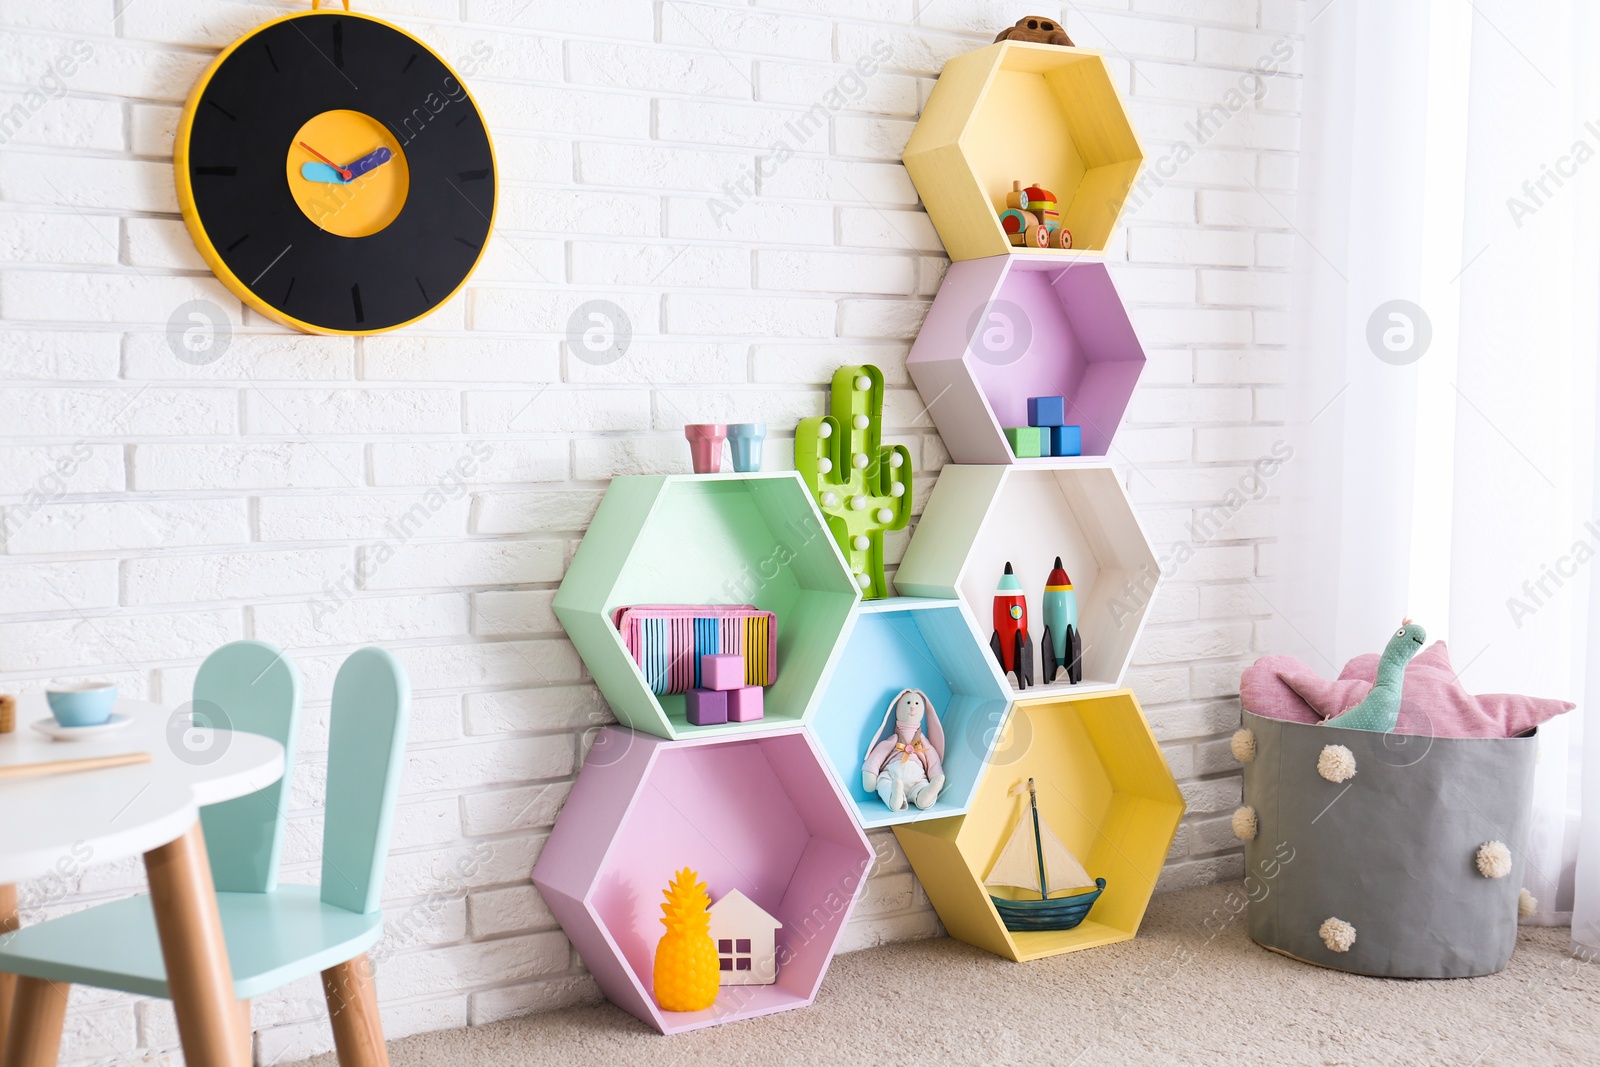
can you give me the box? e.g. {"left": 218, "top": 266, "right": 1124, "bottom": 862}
{"left": 0, "top": 0, "right": 1301, "bottom": 1059}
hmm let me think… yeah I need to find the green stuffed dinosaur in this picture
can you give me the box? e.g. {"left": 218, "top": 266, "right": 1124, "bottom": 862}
{"left": 1322, "top": 621, "right": 1427, "bottom": 732}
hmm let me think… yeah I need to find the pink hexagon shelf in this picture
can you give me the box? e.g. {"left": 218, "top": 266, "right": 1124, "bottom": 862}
{"left": 909, "top": 257, "right": 1145, "bottom": 463}
{"left": 531, "top": 726, "right": 873, "bottom": 1034}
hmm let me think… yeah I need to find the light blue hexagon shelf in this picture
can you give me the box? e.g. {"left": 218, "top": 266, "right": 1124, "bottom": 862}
{"left": 810, "top": 597, "right": 1012, "bottom": 830}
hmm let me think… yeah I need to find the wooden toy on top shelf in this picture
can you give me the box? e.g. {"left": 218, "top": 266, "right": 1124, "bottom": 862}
{"left": 994, "top": 16, "right": 1074, "bottom": 47}
{"left": 0, "top": 694, "right": 14, "bottom": 733}
{"left": 999, "top": 207, "right": 1050, "bottom": 249}
{"left": 997, "top": 181, "right": 1072, "bottom": 250}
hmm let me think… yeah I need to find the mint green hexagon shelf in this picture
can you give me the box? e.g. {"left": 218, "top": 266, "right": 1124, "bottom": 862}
{"left": 553, "top": 473, "right": 862, "bottom": 740}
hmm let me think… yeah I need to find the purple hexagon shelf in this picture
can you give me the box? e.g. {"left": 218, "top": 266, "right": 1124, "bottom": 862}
{"left": 531, "top": 726, "right": 873, "bottom": 1034}
{"left": 909, "top": 257, "right": 1145, "bottom": 463}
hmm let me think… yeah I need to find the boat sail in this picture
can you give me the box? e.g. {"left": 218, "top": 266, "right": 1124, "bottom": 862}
{"left": 985, "top": 778, "right": 1106, "bottom": 931}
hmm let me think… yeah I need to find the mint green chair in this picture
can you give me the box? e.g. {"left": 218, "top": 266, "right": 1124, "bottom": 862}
{"left": 0, "top": 645, "right": 409, "bottom": 1067}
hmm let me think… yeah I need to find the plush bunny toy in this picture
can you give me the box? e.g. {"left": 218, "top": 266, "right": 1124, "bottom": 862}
{"left": 861, "top": 688, "right": 946, "bottom": 811}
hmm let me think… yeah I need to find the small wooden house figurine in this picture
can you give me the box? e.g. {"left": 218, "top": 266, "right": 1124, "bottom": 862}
{"left": 708, "top": 890, "right": 782, "bottom": 985}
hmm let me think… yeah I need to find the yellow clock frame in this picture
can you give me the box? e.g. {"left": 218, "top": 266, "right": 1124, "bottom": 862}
{"left": 174, "top": 1, "right": 498, "bottom": 336}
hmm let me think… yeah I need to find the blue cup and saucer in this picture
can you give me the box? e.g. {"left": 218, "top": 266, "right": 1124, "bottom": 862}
{"left": 32, "top": 683, "right": 132, "bottom": 740}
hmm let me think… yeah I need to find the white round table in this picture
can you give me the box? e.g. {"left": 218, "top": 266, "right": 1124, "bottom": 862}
{"left": 0, "top": 694, "right": 284, "bottom": 1067}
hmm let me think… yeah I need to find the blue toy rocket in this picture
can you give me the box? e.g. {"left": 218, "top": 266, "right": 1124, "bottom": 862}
{"left": 1041, "top": 556, "right": 1082, "bottom": 685}
{"left": 991, "top": 562, "right": 1034, "bottom": 690}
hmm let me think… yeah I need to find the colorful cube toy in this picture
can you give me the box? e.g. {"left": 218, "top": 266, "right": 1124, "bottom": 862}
{"left": 1027, "top": 395, "right": 1067, "bottom": 427}
{"left": 1003, "top": 426, "right": 1046, "bottom": 458}
{"left": 686, "top": 687, "right": 729, "bottom": 726}
{"left": 700, "top": 653, "right": 745, "bottom": 691}
{"left": 726, "top": 686, "right": 765, "bottom": 723}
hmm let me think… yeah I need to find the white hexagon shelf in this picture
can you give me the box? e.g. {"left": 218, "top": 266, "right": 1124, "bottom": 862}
{"left": 893, "top": 462, "right": 1157, "bottom": 698}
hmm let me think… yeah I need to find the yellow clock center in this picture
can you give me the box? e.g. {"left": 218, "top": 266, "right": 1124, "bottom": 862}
{"left": 286, "top": 110, "right": 409, "bottom": 238}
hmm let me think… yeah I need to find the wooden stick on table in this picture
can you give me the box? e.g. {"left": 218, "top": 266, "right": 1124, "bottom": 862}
{"left": 0, "top": 752, "right": 151, "bottom": 781}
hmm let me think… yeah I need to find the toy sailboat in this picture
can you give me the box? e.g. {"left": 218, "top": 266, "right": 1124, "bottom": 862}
{"left": 985, "top": 778, "right": 1105, "bottom": 931}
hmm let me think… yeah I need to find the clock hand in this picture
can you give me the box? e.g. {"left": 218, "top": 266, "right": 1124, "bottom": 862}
{"left": 299, "top": 141, "right": 352, "bottom": 181}
{"left": 300, "top": 161, "right": 351, "bottom": 184}
{"left": 344, "top": 147, "right": 393, "bottom": 179}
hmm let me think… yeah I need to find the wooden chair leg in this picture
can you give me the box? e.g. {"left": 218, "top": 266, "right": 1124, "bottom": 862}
{"left": 2, "top": 977, "right": 69, "bottom": 1067}
{"left": 237, "top": 999, "right": 252, "bottom": 1063}
{"left": 322, "top": 955, "right": 388, "bottom": 1067}
{"left": 144, "top": 824, "right": 247, "bottom": 1067}
{"left": 0, "top": 883, "right": 18, "bottom": 1056}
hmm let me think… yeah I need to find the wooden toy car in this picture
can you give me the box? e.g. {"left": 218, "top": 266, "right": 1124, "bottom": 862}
{"left": 999, "top": 208, "right": 1049, "bottom": 248}
{"left": 999, "top": 181, "right": 1074, "bottom": 249}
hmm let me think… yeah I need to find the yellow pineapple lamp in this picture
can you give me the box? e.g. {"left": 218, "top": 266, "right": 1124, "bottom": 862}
{"left": 653, "top": 868, "right": 720, "bottom": 1012}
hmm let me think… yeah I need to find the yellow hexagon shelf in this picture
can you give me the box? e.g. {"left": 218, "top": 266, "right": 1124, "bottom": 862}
{"left": 892, "top": 689, "right": 1183, "bottom": 962}
{"left": 903, "top": 42, "right": 1144, "bottom": 261}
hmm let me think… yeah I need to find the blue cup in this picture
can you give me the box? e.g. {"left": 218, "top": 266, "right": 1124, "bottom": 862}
{"left": 728, "top": 423, "right": 767, "bottom": 473}
{"left": 46, "top": 683, "right": 119, "bottom": 728}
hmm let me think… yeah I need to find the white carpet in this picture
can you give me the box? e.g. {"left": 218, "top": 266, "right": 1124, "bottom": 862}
{"left": 291, "top": 881, "right": 1600, "bottom": 1066}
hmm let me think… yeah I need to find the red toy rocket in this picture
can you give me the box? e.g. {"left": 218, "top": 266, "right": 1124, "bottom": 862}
{"left": 990, "top": 561, "right": 1034, "bottom": 689}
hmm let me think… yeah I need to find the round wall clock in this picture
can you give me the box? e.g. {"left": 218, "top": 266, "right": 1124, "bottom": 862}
{"left": 175, "top": 1, "right": 496, "bottom": 335}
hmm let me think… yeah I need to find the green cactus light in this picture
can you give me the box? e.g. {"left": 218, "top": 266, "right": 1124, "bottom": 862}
{"left": 794, "top": 365, "right": 912, "bottom": 600}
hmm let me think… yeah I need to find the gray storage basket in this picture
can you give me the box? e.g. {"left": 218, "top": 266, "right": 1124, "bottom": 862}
{"left": 1239, "top": 710, "right": 1537, "bottom": 978}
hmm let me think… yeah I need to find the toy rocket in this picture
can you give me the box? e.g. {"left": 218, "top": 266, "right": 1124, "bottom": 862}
{"left": 991, "top": 562, "right": 1034, "bottom": 689}
{"left": 1041, "top": 556, "right": 1082, "bottom": 684}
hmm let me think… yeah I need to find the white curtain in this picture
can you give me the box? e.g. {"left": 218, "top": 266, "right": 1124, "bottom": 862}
{"left": 1283, "top": 0, "right": 1600, "bottom": 943}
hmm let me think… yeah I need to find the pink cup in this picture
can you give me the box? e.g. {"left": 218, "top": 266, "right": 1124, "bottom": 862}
{"left": 684, "top": 424, "right": 728, "bottom": 474}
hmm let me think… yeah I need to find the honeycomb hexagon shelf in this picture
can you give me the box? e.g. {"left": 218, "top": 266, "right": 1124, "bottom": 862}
{"left": 892, "top": 689, "right": 1184, "bottom": 962}
{"left": 893, "top": 462, "right": 1157, "bottom": 699}
{"left": 809, "top": 597, "right": 1012, "bottom": 830}
{"left": 903, "top": 41, "right": 1143, "bottom": 261}
{"left": 909, "top": 258, "right": 1146, "bottom": 463}
{"left": 552, "top": 472, "right": 861, "bottom": 740}
{"left": 532, "top": 726, "right": 873, "bottom": 1034}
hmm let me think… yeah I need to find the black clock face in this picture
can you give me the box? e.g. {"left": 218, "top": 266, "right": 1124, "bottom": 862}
{"left": 183, "top": 13, "right": 495, "bottom": 333}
